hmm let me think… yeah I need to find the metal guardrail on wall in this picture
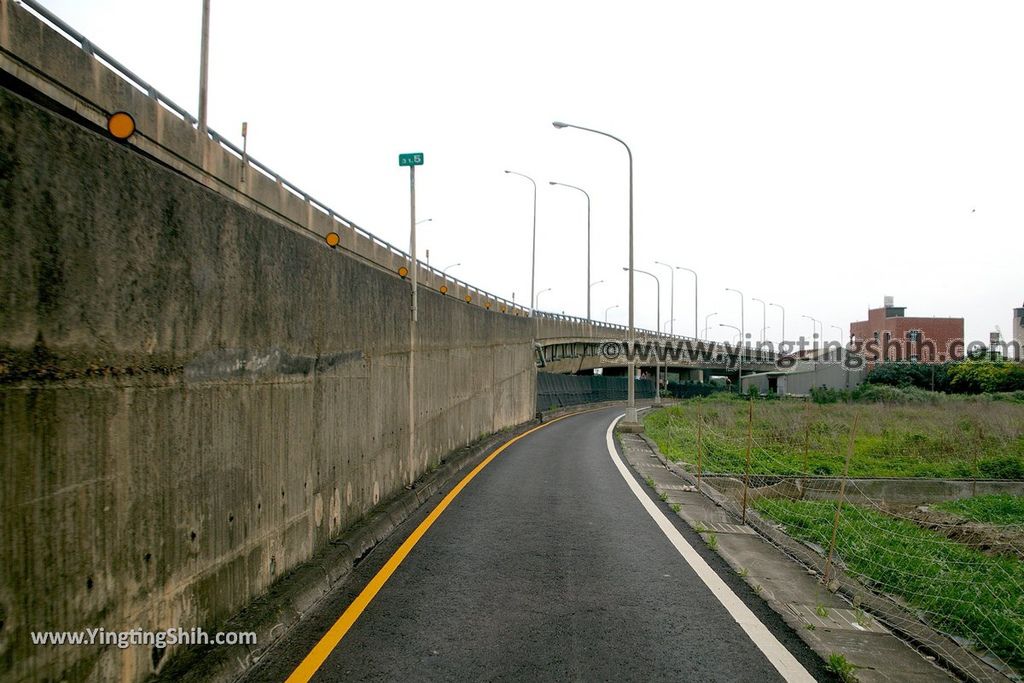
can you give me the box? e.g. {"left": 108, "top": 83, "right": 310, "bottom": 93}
{"left": 13, "top": 0, "right": 535, "bottom": 315}
{"left": 530, "top": 309, "right": 710, "bottom": 343}
{"left": 9, "top": 0, "right": 727, "bottom": 342}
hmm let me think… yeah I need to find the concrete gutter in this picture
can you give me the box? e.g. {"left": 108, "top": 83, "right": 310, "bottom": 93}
{"left": 700, "top": 474, "right": 1024, "bottom": 506}
{"left": 152, "top": 418, "right": 547, "bottom": 682}
{"left": 633, "top": 415, "right": 1014, "bottom": 683}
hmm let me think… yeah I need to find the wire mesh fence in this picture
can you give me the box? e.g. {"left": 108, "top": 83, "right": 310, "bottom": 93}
{"left": 645, "top": 395, "right": 1024, "bottom": 680}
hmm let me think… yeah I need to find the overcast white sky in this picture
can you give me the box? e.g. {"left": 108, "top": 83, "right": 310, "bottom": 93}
{"left": 37, "top": 0, "right": 1023, "bottom": 345}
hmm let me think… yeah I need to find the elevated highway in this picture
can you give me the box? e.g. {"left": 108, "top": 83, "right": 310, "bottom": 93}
{"left": 533, "top": 312, "right": 779, "bottom": 377}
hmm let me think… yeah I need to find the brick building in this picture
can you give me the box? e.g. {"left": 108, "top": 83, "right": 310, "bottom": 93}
{"left": 849, "top": 297, "right": 964, "bottom": 364}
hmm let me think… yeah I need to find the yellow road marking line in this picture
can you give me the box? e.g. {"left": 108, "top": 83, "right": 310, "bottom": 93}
{"left": 285, "top": 408, "right": 599, "bottom": 682}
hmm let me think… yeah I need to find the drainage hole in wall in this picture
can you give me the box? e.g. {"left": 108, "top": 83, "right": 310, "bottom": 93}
{"left": 151, "top": 644, "right": 165, "bottom": 669}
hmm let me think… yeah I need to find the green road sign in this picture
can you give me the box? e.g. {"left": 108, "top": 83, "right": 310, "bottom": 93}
{"left": 399, "top": 152, "right": 424, "bottom": 167}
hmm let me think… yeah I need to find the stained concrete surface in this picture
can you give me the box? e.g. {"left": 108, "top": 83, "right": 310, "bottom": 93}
{"left": 0, "top": 79, "right": 534, "bottom": 682}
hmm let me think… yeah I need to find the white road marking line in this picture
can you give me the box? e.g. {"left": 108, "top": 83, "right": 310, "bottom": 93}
{"left": 605, "top": 414, "right": 815, "bottom": 683}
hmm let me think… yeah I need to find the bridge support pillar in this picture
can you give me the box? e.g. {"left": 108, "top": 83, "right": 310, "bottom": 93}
{"left": 672, "top": 368, "right": 704, "bottom": 383}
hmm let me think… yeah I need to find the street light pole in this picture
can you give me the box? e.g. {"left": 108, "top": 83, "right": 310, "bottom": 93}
{"left": 654, "top": 261, "right": 675, "bottom": 336}
{"left": 769, "top": 302, "right": 785, "bottom": 345}
{"left": 550, "top": 181, "right": 592, "bottom": 320}
{"left": 677, "top": 267, "right": 698, "bottom": 339}
{"left": 416, "top": 218, "right": 432, "bottom": 266}
{"left": 703, "top": 312, "right": 718, "bottom": 338}
{"left": 628, "top": 267, "right": 661, "bottom": 405}
{"left": 442, "top": 263, "right": 461, "bottom": 276}
{"left": 752, "top": 297, "right": 767, "bottom": 345}
{"left": 605, "top": 304, "right": 620, "bottom": 322}
{"left": 720, "top": 322, "right": 741, "bottom": 391}
{"left": 802, "top": 315, "right": 821, "bottom": 369}
{"left": 535, "top": 287, "right": 552, "bottom": 310}
{"left": 198, "top": 0, "right": 211, "bottom": 134}
{"left": 726, "top": 288, "right": 745, "bottom": 390}
{"left": 554, "top": 121, "right": 637, "bottom": 423}
{"left": 505, "top": 170, "right": 537, "bottom": 317}
{"left": 802, "top": 315, "right": 821, "bottom": 341}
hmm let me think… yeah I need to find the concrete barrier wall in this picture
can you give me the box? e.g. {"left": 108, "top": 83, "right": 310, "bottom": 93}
{"left": 0, "top": 0, "right": 529, "bottom": 319}
{"left": 0, "top": 83, "right": 535, "bottom": 682}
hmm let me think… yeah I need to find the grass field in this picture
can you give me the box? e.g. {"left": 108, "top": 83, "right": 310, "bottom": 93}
{"left": 936, "top": 495, "right": 1024, "bottom": 525}
{"left": 644, "top": 396, "right": 1024, "bottom": 479}
{"left": 754, "top": 498, "right": 1024, "bottom": 672}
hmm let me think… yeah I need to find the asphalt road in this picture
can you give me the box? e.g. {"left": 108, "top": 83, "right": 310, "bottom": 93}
{"left": 249, "top": 406, "right": 830, "bottom": 682}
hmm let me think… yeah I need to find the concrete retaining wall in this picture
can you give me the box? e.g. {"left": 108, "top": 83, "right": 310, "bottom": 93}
{"left": 0, "top": 82, "right": 535, "bottom": 682}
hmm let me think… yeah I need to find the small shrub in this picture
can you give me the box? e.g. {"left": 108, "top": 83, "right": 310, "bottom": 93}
{"left": 865, "top": 361, "right": 952, "bottom": 392}
{"left": 979, "top": 456, "right": 1024, "bottom": 480}
{"left": 948, "top": 360, "right": 1024, "bottom": 394}
{"left": 826, "top": 653, "right": 859, "bottom": 682}
{"left": 811, "top": 387, "right": 845, "bottom": 404}
{"left": 853, "top": 384, "right": 936, "bottom": 404}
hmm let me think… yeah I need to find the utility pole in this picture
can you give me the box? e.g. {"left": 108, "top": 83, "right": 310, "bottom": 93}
{"left": 399, "top": 152, "right": 424, "bottom": 483}
{"left": 198, "top": 0, "right": 211, "bottom": 134}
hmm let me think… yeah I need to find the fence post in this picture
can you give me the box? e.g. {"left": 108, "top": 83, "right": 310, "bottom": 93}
{"left": 741, "top": 397, "right": 753, "bottom": 524}
{"left": 972, "top": 449, "right": 979, "bottom": 497}
{"left": 802, "top": 399, "right": 811, "bottom": 476}
{"left": 696, "top": 400, "right": 704, "bottom": 492}
{"left": 824, "top": 414, "right": 858, "bottom": 584}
